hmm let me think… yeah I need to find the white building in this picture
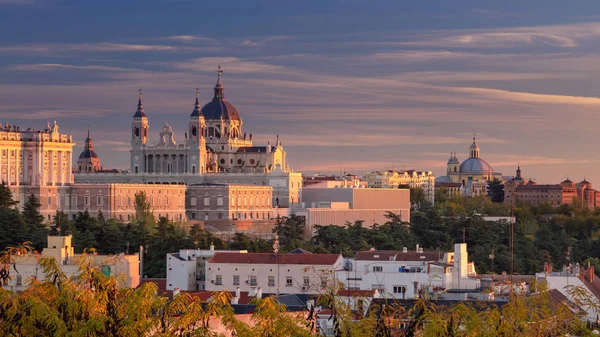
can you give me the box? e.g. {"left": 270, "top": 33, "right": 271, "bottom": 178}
{"left": 536, "top": 265, "right": 600, "bottom": 321}
{"left": 4, "top": 235, "right": 140, "bottom": 292}
{"left": 336, "top": 244, "right": 478, "bottom": 300}
{"left": 166, "top": 246, "right": 247, "bottom": 291}
{"left": 363, "top": 170, "right": 436, "bottom": 204}
{"left": 205, "top": 252, "right": 344, "bottom": 295}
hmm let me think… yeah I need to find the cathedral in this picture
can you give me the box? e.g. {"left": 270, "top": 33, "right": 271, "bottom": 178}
{"left": 130, "top": 68, "right": 288, "bottom": 176}
{"left": 436, "top": 138, "right": 504, "bottom": 197}
{"left": 75, "top": 68, "right": 302, "bottom": 208}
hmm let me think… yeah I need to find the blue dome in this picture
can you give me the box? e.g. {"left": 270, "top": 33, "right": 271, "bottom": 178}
{"left": 459, "top": 158, "right": 494, "bottom": 174}
{"left": 78, "top": 149, "right": 99, "bottom": 159}
{"left": 200, "top": 99, "right": 240, "bottom": 121}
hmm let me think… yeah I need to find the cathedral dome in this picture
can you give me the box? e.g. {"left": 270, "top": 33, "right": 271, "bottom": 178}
{"left": 201, "top": 100, "right": 240, "bottom": 121}
{"left": 200, "top": 66, "right": 241, "bottom": 121}
{"left": 78, "top": 149, "right": 99, "bottom": 159}
{"left": 459, "top": 157, "right": 494, "bottom": 175}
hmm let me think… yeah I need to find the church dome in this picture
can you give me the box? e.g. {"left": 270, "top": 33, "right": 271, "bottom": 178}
{"left": 459, "top": 157, "right": 494, "bottom": 175}
{"left": 200, "top": 66, "right": 241, "bottom": 121}
{"left": 201, "top": 100, "right": 240, "bottom": 121}
{"left": 78, "top": 149, "right": 99, "bottom": 159}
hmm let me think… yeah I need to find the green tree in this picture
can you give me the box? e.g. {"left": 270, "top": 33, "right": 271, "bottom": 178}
{"left": 273, "top": 215, "right": 306, "bottom": 252}
{"left": 134, "top": 190, "right": 155, "bottom": 230}
{"left": 410, "top": 187, "right": 427, "bottom": 210}
{"left": 487, "top": 178, "right": 505, "bottom": 203}
{"left": 21, "top": 194, "right": 47, "bottom": 251}
{"left": 0, "top": 181, "right": 17, "bottom": 210}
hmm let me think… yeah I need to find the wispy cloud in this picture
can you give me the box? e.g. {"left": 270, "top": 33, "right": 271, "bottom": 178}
{"left": 0, "top": 42, "right": 219, "bottom": 55}
{"left": 162, "top": 35, "right": 220, "bottom": 45}
{"left": 0, "top": 0, "right": 34, "bottom": 4}
{"left": 169, "top": 57, "right": 286, "bottom": 73}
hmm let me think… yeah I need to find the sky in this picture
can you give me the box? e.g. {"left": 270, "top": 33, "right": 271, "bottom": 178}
{"left": 0, "top": 0, "right": 599, "bottom": 183}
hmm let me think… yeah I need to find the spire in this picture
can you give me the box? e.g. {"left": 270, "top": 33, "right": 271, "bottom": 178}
{"left": 84, "top": 128, "right": 94, "bottom": 151}
{"left": 469, "top": 135, "right": 480, "bottom": 158}
{"left": 515, "top": 164, "right": 522, "bottom": 180}
{"left": 133, "top": 89, "right": 146, "bottom": 118}
{"left": 191, "top": 87, "right": 202, "bottom": 117}
{"left": 213, "top": 65, "right": 224, "bottom": 101}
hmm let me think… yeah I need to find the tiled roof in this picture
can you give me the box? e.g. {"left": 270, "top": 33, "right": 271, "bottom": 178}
{"left": 337, "top": 289, "right": 375, "bottom": 297}
{"left": 436, "top": 182, "right": 462, "bottom": 188}
{"left": 236, "top": 146, "right": 275, "bottom": 153}
{"left": 138, "top": 278, "right": 167, "bottom": 291}
{"left": 354, "top": 250, "right": 441, "bottom": 262}
{"left": 516, "top": 184, "right": 562, "bottom": 190}
{"left": 209, "top": 252, "right": 341, "bottom": 265}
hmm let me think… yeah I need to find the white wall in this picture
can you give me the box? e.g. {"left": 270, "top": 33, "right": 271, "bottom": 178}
{"left": 337, "top": 259, "right": 449, "bottom": 299}
{"left": 539, "top": 273, "right": 600, "bottom": 321}
{"left": 206, "top": 258, "right": 344, "bottom": 295}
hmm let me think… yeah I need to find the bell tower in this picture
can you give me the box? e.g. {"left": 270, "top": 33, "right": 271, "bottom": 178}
{"left": 188, "top": 88, "right": 207, "bottom": 174}
{"left": 131, "top": 90, "right": 148, "bottom": 174}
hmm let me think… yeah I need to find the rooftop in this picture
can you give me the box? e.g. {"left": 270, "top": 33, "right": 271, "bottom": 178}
{"left": 209, "top": 252, "right": 342, "bottom": 265}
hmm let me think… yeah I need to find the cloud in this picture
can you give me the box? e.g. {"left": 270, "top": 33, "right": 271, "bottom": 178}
{"left": 0, "top": 42, "right": 219, "bottom": 55}
{"left": 9, "top": 63, "right": 137, "bottom": 72}
{"left": 240, "top": 36, "right": 291, "bottom": 47}
{"left": 169, "top": 57, "right": 286, "bottom": 73}
{"left": 444, "top": 86, "right": 600, "bottom": 106}
{"left": 163, "top": 35, "right": 220, "bottom": 45}
{"left": 0, "top": 0, "right": 34, "bottom": 4}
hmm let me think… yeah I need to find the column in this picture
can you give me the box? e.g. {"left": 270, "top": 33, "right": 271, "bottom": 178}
{"left": 67, "top": 151, "right": 72, "bottom": 184}
{"left": 7, "top": 148, "right": 11, "bottom": 185}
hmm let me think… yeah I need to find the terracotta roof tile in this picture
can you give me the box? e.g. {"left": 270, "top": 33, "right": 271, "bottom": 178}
{"left": 209, "top": 252, "right": 342, "bottom": 265}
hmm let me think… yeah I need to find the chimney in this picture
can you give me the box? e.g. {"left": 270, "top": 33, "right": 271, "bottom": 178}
{"left": 589, "top": 266, "right": 595, "bottom": 282}
{"left": 416, "top": 244, "right": 419, "bottom": 253}
{"left": 257, "top": 287, "right": 262, "bottom": 299}
{"left": 173, "top": 288, "right": 180, "bottom": 298}
{"left": 210, "top": 242, "right": 214, "bottom": 251}
{"left": 250, "top": 287, "right": 256, "bottom": 297}
{"left": 235, "top": 286, "right": 241, "bottom": 299}
{"left": 402, "top": 247, "right": 407, "bottom": 253}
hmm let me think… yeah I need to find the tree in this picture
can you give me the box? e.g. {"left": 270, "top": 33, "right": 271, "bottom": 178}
{"left": 435, "top": 187, "right": 449, "bottom": 204}
{"left": 134, "top": 191, "right": 155, "bottom": 230}
{"left": 487, "top": 178, "right": 505, "bottom": 203}
{"left": 0, "top": 181, "right": 17, "bottom": 210}
{"left": 21, "top": 194, "right": 47, "bottom": 251}
{"left": 273, "top": 215, "right": 306, "bottom": 252}
{"left": 410, "top": 187, "right": 427, "bottom": 210}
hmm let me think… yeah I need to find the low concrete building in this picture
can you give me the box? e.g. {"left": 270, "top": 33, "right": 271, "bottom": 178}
{"left": 4, "top": 235, "right": 140, "bottom": 292}
{"left": 166, "top": 246, "right": 248, "bottom": 291}
{"left": 336, "top": 244, "right": 478, "bottom": 300}
{"left": 536, "top": 265, "right": 600, "bottom": 321}
{"left": 205, "top": 252, "right": 344, "bottom": 295}
{"left": 281, "top": 184, "right": 411, "bottom": 234}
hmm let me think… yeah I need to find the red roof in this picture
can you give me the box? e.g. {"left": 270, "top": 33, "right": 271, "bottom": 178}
{"left": 436, "top": 182, "right": 462, "bottom": 188}
{"left": 337, "top": 289, "right": 375, "bottom": 297}
{"left": 138, "top": 278, "right": 167, "bottom": 291}
{"left": 188, "top": 290, "right": 253, "bottom": 304}
{"left": 209, "top": 252, "right": 342, "bottom": 265}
